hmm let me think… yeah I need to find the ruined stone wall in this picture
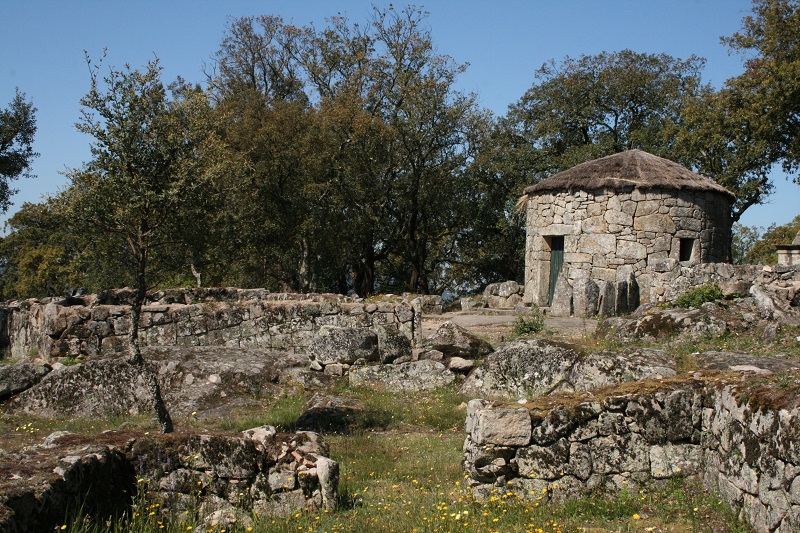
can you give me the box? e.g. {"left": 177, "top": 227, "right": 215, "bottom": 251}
{"left": 1, "top": 288, "right": 421, "bottom": 361}
{"left": 463, "top": 378, "right": 800, "bottom": 533}
{"left": 524, "top": 187, "right": 732, "bottom": 310}
{"left": 0, "top": 426, "right": 338, "bottom": 532}
{"left": 654, "top": 262, "right": 800, "bottom": 304}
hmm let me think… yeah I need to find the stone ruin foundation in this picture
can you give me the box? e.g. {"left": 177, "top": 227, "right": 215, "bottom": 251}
{"left": 463, "top": 375, "right": 800, "bottom": 533}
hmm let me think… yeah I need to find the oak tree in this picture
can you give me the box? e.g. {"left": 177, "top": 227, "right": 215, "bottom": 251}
{"left": 0, "top": 89, "right": 38, "bottom": 213}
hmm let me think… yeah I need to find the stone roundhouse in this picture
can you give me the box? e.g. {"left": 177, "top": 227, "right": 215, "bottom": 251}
{"left": 523, "top": 150, "right": 735, "bottom": 315}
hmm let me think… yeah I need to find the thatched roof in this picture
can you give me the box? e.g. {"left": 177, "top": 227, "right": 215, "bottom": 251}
{"left": 523, "top": 150, "right": 735, "bottom": 200}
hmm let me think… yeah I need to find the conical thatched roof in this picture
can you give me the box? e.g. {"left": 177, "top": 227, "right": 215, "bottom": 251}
{"left": 523, "top": 150, "right": 735, "bottom": 200}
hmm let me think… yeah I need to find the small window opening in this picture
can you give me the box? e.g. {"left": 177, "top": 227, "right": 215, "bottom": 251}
{"left": 679, "top": 238, "right": 694, "bottom": 262}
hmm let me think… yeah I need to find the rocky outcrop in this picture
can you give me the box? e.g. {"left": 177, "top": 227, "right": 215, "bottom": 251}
{"left": 421, "top": 322, "right": 493, "bottom": 359}
{"left": 308, "top": 326, "right": 379, "bottom": 367}
{"left": 0, "top": 361, "right": 51, "bottom": 401}
{"left": 599, "top": 293, "right": 800, "bottom": 345}
{"left": 460, "top": 339, "right": 676, "bottom": 399}
{"left": 0, "top": 427, "right": 338, "bottom": 532}
{"left": 483, "top": 281, "right": 524, "bottom": 309}
{"left": 463, "top": 372, "right": 800, "bottom": 533}
{"left": 5, "top": 346, "right": 310, "bottom": 418}
{"left": 0, "top": 289, "right": 422, "bottom": 361}
{"left": 349, "top": 360, "right": 455, "bottom": 392}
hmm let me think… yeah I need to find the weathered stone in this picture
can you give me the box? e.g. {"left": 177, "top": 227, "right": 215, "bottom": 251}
{"left": 6, "top": 347, "right": 308, "bottom": 418}
{"left": 550, "top": 272, "right": 573, "bottom": 317}
{"left": 447, "top": 356, "right": 474, "bottom": 373}
{"left": 0, "top": 361, "right": 51, "bottom": 401}
{"left": 471, "top": 407, "right": 531, "bottom": 446}
{"left": 295, "top": 394, "right": 379, "bottom": 433}
{"left": 373, "top": 324, "right": 412, "bottom": 364}
{"left": 572, "top": 277, "right": 599, "bottom": 318}
{"left": 421, "top": 322, "right": 493, "bottom": 359}
{"left": 516, "top": 438, "right": 570, "bottom": 480}
{"left": 633, "top": 214, "right": 676, "bottom": 233}
{"left": 578, "top": 233, "right": 616, "bottom": 255}
{"left": 616, "top": 240, "right": 647, "bottom": 260}
{"left": 460, "top": 297, "right": 487, "bottom": 311}
{"left": 309, "top": 326, "right": 379, "bottom": 366}
{"left": 597, "top": 281, "right": 616, "bottom": 317}
{"left": 348, "top": 360, "right": 455, "bottom": 392}
{"left": 498, "top": 281, "right": 521, "bottom": 297}
{"left": 0, "top": 427, "right": 335, "bottom": 531}
{"left": 460, "top": 339, "right": 582, "bottom": 399}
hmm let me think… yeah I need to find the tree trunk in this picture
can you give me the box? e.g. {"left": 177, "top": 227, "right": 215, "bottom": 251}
{"left": 128, "top": 248, "right": 173, "bottom": 434}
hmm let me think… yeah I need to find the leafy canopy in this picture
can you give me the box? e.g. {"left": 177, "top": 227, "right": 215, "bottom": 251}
{"left": 0, "top": 89, "right": 37, "bottom": 213}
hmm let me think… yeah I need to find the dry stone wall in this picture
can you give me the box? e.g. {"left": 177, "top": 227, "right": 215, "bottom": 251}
{"left": 463, "top": 376, "right": 800, "bottom": 533}
{"left": 0, "top": 289, "right": 422, "bottom": 361}
{"left": 551, "top": 261, "right": 800, "bottom": 319}
{"left": 0, "top": 426, "right": 338, "bottom": 532}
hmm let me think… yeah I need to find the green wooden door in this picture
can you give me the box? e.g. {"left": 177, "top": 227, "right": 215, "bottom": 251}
{"left": 548, "top": 236, "right": 564, "bottom": 306}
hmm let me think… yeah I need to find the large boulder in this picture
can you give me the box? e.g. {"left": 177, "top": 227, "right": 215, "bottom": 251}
{"left": 0, "top": 361, "right": 51, "bottom": 401}
{"left": 308, "top": 326, "right": 379, "bottom": 366}
{"left": 697, "top": 351, "right": 800, "bottom": 374}
{"left": 421, "top": 322, "right": 493, "bottom": 359}
{"left": 373, "top": 325, "right": 412, "bottom": 364}
{"left": 461, "top": 339, "right": 581, "bottom": 398}
{"left": 349, "top": 360, "right": 455, "bottom": 392}
{"left": 461, "top": 339, "right": 677, "bottom": 399}
{"left": 5, "top": 346, "right": 308, "bottom": 417}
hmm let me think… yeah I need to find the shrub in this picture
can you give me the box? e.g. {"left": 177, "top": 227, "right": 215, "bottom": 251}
{"left": 514, "top": 307, "right": 545, "bottom": 336}
{"left": 675, "top": 282, "right": 723, "bottom": 309}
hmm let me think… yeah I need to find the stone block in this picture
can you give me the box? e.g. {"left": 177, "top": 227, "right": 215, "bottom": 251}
{"left": 544, "top": 223, "right": 579, "bottom": 235}
{"left": 516, "top": 438, "right": 570, "bottom": 480}
{"left": 471, "top": 407, "right": 532, "bottom": 447}
{"left": 550, "top": 273, "right": 573, "bottom": 317}
{"left": 634, "top": 214, "right": 676, "bottom": 233}
{"left": 650, "top": 257, "right": 678, "bottom": 273}
{"left": 498, "top": 281, "right": 521, "bottom": 297}
{"left": 597, "top": 281, "right": 616, "bottom": 317}
{"left": 572, "top": 277, "right": 599, "bottom": 318}
{"left": 579, "top": 233, "right": 616, "bottom": 255}
{"left": 616, "top": 240, "right": 647, "bottom": 260}
{"left": 605, "top": 209, "right": 633, "bottom": 227}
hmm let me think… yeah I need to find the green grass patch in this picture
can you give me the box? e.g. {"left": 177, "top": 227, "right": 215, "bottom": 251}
{"left": 675, "top": 282, "right": 724, "bottom": 309}
{"left": 513, "top": 308, "right": 546, "bottom": 337}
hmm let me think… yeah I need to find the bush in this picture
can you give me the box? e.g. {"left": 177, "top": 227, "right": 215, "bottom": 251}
{"left": 514, "top": 307, "right": 545, "bottom": 336}
{"left": 675, "top": 282, "right": 723, "bottom": 308}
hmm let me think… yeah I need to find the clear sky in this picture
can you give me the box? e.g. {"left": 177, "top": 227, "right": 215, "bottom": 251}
{"left": 1, "top": 0, "right": 796, "bottom": 231}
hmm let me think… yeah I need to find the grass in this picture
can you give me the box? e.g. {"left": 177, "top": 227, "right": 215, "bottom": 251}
{"left": 55, "top": 427, "right": 751, "bottom": 533}
{"left": 5, "top": 312, "right": 770, "bottom": 533}
{"left": 513, "top": 308, "right": 546, "bottom": 337}
{"left": 25, "top": 382, "right": 751, "bottom": 533}
{"left": 674, "top": 283, "right": 724, "bottom": 309}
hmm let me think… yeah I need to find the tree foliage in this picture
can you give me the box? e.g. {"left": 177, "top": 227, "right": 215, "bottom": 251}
{"left": 205, "top": 6, "right": 486, "bottom": 295}
{"left": 504, "top": 50, "right": 706, "bottom": 178}
{"left": 723, "top": 0, "right": 800, "bottom": 180}
{"left": 737, "top": 214, "right": 800, "bottom": 264}
{"left": 0, "top": 89, "right": 37, "bottom": 213}
{"left": 5, "top": 2, "right": 800, "bottom": 305}
{"left": 64, "top": 56, "right": 227, "bottom": 433}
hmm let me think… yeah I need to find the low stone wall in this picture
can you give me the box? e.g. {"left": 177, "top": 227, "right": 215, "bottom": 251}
{"left": 548, "top": 262, "right": 800, "bottom": 318}
{"left": 0, "top": 426, "right": 338, "bottom": 532}
{"left": 463, "top": 375, "right": 800, "bottom": 533}
{"left": 655, "top": 262, "right": 800, "bottom": 304}
{"left": 0, "top": 288, "right": 422, "bottom": 361}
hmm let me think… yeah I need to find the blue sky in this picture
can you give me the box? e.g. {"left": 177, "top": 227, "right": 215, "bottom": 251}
{"left": 2, "top": 0, "right": 796, "bottom": 230}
